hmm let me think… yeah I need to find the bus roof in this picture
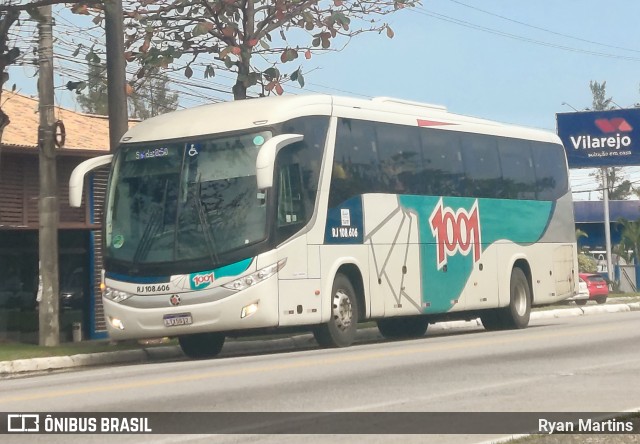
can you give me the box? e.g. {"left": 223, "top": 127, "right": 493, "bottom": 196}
{"left": 120, "top": 94, "right": 560, "bottom": 145}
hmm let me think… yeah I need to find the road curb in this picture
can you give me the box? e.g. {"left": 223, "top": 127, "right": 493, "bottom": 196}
{"left": 1, "top": 302, "right": 637, "bottom": 376}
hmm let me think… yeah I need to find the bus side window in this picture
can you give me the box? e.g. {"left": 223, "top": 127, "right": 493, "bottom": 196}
{"left": 498, "top": 138, "right": 536, "bottom": 200}
{"left": 419, "top": 129, "right": 464, "bottom": 197}
{"left": 329, "top": 118, "right": 379, "bottom": 207}
{"left": 376, "top": 122, "right": 423, "bottom": 194}
{"left": 460, "top": 133, "right": 502, "bottom": 198}
{"left": 533, "top": 143, "right": 567, "bottom": 200}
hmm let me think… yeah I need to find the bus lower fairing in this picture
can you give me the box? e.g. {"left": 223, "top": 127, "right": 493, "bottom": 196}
{"left": 102, "top": 260, "right": 281, "bottom": 340}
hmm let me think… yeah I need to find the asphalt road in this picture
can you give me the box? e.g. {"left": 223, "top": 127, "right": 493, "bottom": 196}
{"left": 2, "top": 310, "right": 639, "bottom": 444}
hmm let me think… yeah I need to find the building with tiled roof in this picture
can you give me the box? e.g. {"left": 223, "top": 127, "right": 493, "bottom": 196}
{"left": 2, "top": 90, "right": 135, "bottom": 152}
{"left": 0, "top": 90, "right": 124, "bottom": 343}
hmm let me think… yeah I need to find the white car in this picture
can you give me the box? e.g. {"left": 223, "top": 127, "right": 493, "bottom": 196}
{"left": 566, "top": 277, "right": 590, "bottom": 303}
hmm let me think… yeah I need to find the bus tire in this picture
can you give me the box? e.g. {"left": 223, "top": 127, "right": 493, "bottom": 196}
{"left": 480, "top": 309, "right": 504, "bottom": 331}
{"left": 178, "top": 332, "right": 225, "bottom": 359}
{"left": 503, "top": 267, "right": 531, "bottom": 329}
{"left": 313, "top": 273, "right": 358, "bottom": 348}
{"left": 377, "top": 316, "right": 428, "bottom": 339}
{"left": 481, "top": 267, "right": 531, "bottom": 331}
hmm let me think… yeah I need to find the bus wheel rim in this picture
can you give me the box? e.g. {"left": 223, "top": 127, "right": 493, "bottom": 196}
{"left": 333, "top": 289, "right": 353, "bottom": 331}
{"left": 514, "top": 282, "right": 527, "bottom": 316}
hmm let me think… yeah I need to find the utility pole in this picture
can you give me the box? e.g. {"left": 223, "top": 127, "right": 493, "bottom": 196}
{"left": 104, "top": 0, "right": 128, "bottom": 150}
{"left": 37, "top": 4, "right": 59, "bottom": 346}
{"left": 602, "top": 167, "right": 614, "bottom": 280}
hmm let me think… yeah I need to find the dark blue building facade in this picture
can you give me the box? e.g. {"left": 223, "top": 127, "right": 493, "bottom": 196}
{"left": 574, "top": 200, "right": 640, "bottom": 250}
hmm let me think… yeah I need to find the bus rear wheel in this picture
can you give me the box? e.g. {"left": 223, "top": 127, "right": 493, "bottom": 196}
{"left": 377, "top": 316, "right": 429, "bottom": 339}
{"left": 481, "top": 267, "right": 531, "bottom": 331}
{"left": 178, "top": 332, "right": 225, "bottom": 359}
{"left": 313, "top": 273, "right": 358, "bottom": 348}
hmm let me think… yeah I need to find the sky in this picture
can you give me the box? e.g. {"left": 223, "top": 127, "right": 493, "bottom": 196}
{"left": 7, "top": 0, "right": 640, "bottom": 199}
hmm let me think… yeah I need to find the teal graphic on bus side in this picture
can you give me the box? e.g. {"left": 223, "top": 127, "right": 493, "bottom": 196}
{"left": 189, "top": 258, "right": 253, "bottom": 290}
{"left": 399, "top": 196, "right": 553, "bottom": 313}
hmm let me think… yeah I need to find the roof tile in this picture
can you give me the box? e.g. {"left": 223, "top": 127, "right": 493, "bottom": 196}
{"left": 1, "top": 90, "right": 137, "bottom": 150}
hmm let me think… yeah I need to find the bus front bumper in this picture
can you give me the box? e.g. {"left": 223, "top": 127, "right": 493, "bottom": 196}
{"left": 102, "top": 277, "right": 280, "bottom": 340}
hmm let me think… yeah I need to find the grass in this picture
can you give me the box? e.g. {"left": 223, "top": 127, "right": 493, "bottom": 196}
{"left": 1, "top": 293, "right": 639, "bottom": 363}
{"left": 0, "top": 338, "right": 175, "bottom": 362}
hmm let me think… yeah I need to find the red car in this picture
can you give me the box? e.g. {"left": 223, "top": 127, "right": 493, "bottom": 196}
{"left": 577, "top": 273, "right": 609, "bottom": 305}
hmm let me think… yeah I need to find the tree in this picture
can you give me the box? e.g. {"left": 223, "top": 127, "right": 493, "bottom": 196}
{"left": 76, "top": 61, "right": 109, "bottom": 115}
{"left": 587, "top": 80, "right": 633, "bottom": 200}
{"left": 590, "top": 168, "right": 633, "bottom": 200}
{"left": 118, "top": 0, "right": 417, "bottom": 100}
{"left": 128, "top": 68, "right": 179, "bottom": 119}
{"left": 74, "top": 63, "right": 178, "bottom": 118}
{"left": 0, "top": 7, "right": 22, "bottom": 146}
{"left": 578, "top": 253, "right": 597, "bottom": 273}
{"left": 0, "top": 0, "right": 94, "bottom": 146}
{"left": 589, "top": 80, "right": 614, "bottom": 112}
{"left": 617, "top": 218, "right": 640, "bottom": 265}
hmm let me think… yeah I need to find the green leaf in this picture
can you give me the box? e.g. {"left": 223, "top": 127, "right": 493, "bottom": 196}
{"left": 247, "top": 72, "right": 260, "bottom": 87}
{"left": 193, "top": 22, "right": 214, "bottom": 37}
{"left": 7, "top": 47, "right": 20, "bottom": 64}
{"left": 85, "top": 51, "right": 100, "bottom": 64}
{"left": 185, "top": 66, "right": 193, "bottom": 78}
{"left": 204, "top": 65, "right": 215, "bottom": 78}
{"left": 290, "top": 68, "right": 305, "bottom": 88}
{"left": 263, "top": 67, "right": 280, "bottom": 81}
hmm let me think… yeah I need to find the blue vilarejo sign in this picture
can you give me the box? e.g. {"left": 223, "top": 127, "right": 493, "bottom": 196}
{"left": 556, "top": 108, "right": 640, "bottom": 168}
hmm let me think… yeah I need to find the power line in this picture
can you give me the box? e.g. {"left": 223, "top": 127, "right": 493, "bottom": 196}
{"left": 442, "top": 0, "right": 640, "bottom": 55}
{"left": 412, "top": 6, "right": 640, "bottom": 62}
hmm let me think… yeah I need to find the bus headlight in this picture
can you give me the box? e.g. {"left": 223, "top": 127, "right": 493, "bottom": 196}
{"left": 223, "top": 259, "right": 287, "bottom": 291}
{"left": 104, "top": 287, "right": 133, "bottom": 303}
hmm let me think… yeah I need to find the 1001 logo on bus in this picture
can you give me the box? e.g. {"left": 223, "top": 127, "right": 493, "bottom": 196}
{"left": 429, "top": 199, "right": 482, "bottom": 270}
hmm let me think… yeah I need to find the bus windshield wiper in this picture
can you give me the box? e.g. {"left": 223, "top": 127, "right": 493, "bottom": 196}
{"left": 193, "top": 174, "right": 219, "bottom": 265}
{"left": 132, "top": 205, "right": 162, "bottom": 265}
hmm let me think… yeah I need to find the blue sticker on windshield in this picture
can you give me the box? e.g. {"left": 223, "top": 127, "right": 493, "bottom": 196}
{"left": 113, "top": 235, "right": 124, "bottom": 249}
{"left": 253, "top": 135, "right": 265, "bottom": 146}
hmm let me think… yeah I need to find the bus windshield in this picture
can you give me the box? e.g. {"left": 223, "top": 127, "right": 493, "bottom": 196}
{"left": 105, "top": 131, "right": 272, "bottom": 269}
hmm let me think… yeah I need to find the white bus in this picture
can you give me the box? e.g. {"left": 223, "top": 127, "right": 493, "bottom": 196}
{"left": 70, "top": 95, "right": 578, "bottom": 358}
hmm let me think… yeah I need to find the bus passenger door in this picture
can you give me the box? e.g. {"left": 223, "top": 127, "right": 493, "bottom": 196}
{"left": 274, "top": 160, "right": 322, "bottom": 326}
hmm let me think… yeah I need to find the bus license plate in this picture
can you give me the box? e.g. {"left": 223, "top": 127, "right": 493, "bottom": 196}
{"left": 163, "top": 313, "right": 193, "bottom": 327}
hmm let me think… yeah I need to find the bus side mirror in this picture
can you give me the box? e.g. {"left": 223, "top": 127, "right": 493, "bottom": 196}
{"left": 256, "top": 134, "right": 303, "bottom": 189}
{"left": 69, "top": 154, "right": 114, "bottom": 207}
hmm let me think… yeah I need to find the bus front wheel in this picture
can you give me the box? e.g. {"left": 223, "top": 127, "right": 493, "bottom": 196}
{"left": 178, "top": 332, "right": 225, "bottom": 359}
{"left": 313, "top": 273, "right": 358, "bottom": 348}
